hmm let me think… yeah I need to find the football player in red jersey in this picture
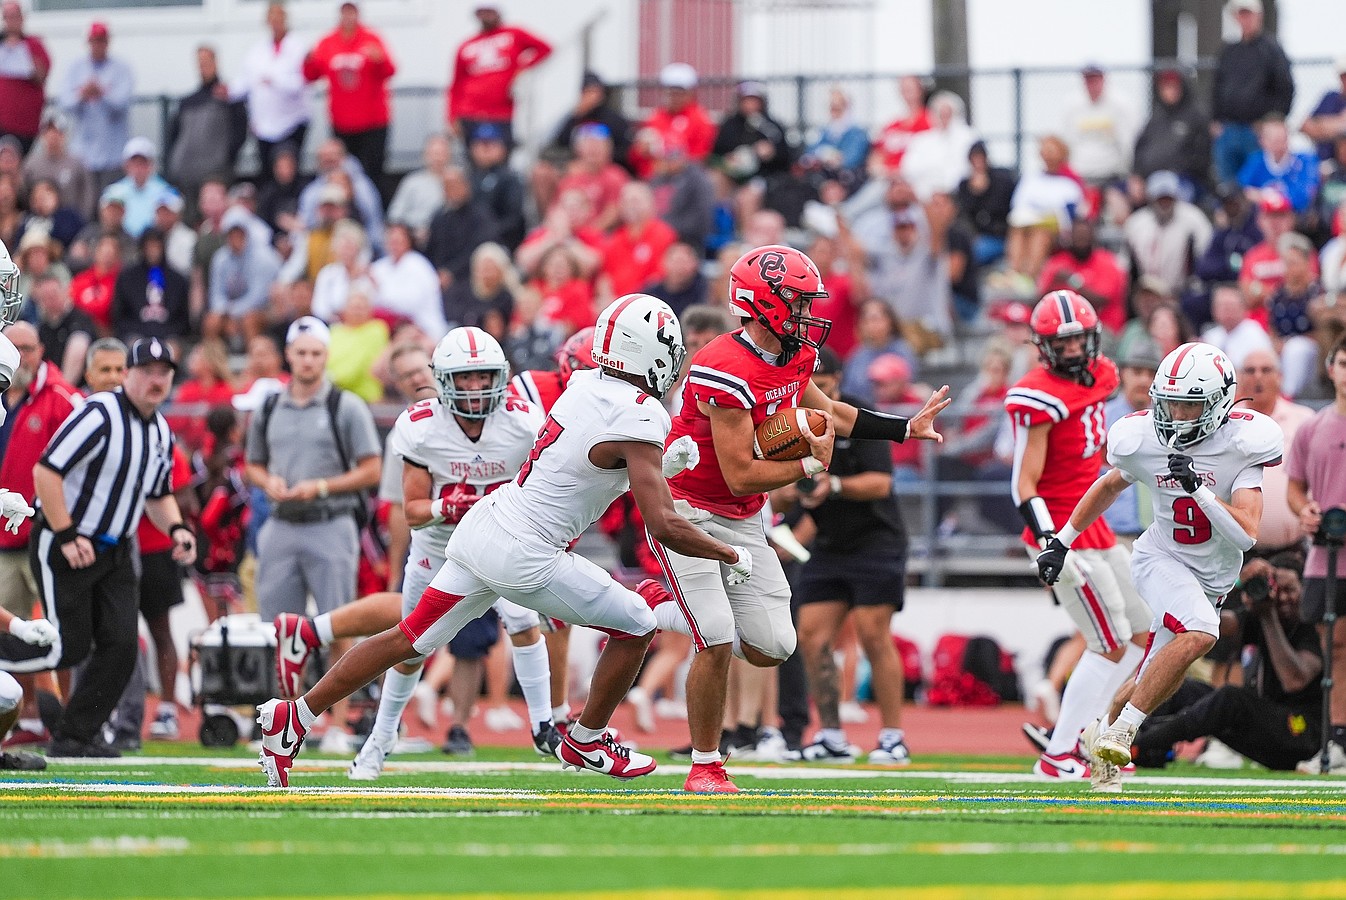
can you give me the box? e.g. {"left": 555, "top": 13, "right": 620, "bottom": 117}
{"left": 1007, "top": 290, "right": 1151, "bottom": 788}
{"left": 644, "top": 245, "right": 951, "bottom": 793}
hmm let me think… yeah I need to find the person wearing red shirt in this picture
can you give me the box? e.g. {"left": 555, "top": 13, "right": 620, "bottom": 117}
{"left": 68, "top": 233, "right": 120, "bottom": 335}
{"left": 805, "top": 232, "right": 869, "bottom": 359}
{"left": 871, "top": 75, "right": 932, "bottom": 174}
{"left": 525, "top": 245, "right": 594, "bottom": 336}
{"left": 598, "top": 182, "right": 676, "bottom": 300}
{"left": 448, "top": 4, "right": 551, "bottom": 147}
{"left": 629, "top": 63, "right": 716, "bottom": 180}
{"left": 868, "top": 353, "right": 925, "bottom": 477}
{"left": 515, "top": 188, "right": 605, "bottom": 280}
{"left": 1239, "top": 190, "right": 1317, "bottom": 325}
{"left": 302, "top": 2, "right": 396, "bottom": 187}
{"left": 0, "top": 2, "right": 50, "bottom": 154}
{"left": 169, "top": 339, "right": 237, "bottom": 451}
{"left": 1037, "top": 219, "right": 1128, "bottom": 334}
{"left": 553, "top": 123, "right": 629, "bottom": 232}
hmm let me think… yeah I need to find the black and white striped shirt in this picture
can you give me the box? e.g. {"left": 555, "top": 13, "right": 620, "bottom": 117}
{"left": 39, "top": 390, "right": 175, "bottom": 543}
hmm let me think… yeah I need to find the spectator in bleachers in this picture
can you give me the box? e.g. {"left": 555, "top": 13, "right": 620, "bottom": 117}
{"left": 1062, "top": 64, "right": 1136, "bottom": 187}
{"left": 188, "top": 178, "right": 228, "bottom": 312}
{"left": 864, "top": 204, "right": 952, "bottom": 342}
{"left": 868, "top": 353, "right": 925, "bottom": 483}
{"left": 1114, "top": 276, "right": 1173, "bottom": 362}
{"left": 1145, "top": 300, "right": 1194, "bottom": 359}
{"left": 1037, "top": 217, "right": 1128, "bottom": 334}
{"left": 68, "top": 233, "right": 120, "bottom": 335}
{"left": 176, "top": 338, "right": 237, "bottom": 408}
{"left": 1133, "top": 67, "right": 1211, "bottom": 198}
{"left": 0, "top": 133, "right": 19, "bottom": 187}
{"left": 840, "top": 299, "right": 916, "bottom": 405}
{"left": 230, "top": 2, "right": 311, "bottom": 177}
{"left": 1201, "top": 282, "right": 1274, "bottom": 367}
{"left": 369, "top": 221, "right": 446, "bottom": 338}
{"left": 598, "top": 182, "right": 676, "bottom": 302}
{"left": 987, "top": 299, "right": 1036, "bottom": 381}
{"left": 642, "top": 241, "right": 706, "bottom": 317}
{"left": 1321, "top": 203, "right": 1346, "bottom": 302}
{"left": 555, "top": 123, "right": 628, "bottom": 233}
{"left": 154, "top": 193, "right": 195, "bottom": 280}
{"left": 1240, "top": 189, "right": 1315, "bottom": 314}
{"left": 112, "top": 228, "right": 190, "bottom": 346}
{"left": 60, "top": 21, "right": 134, "bottom": 193}
{"left": 327, "top": 281, "right": 388, "bottom": 403}
{"left": 956, "top": 141, "right": 1016, "bottom": 267}
{"left": 311, "top": 219, "right": 369, "bottom": 322}
{"left": 522, "top": 243, "right": 594, "bottom": 335}
{"left": 714, "top": 81, "right": 794, "bottom": 189}
{"left": 427, "top": 166, "right": 495, "bottom": 290}
{"left": 204, "top": 208, "right": 280, "bottom": 343}
{"left": 630, "top": 63, "right": 716, "bottom": 180}
{"left": 546, "top": 71, "right": 634, "bottom": 172}
{"left": 29, "top": 274, "right": 93, "bottom": 385}
{"left": 801, "top": 88, "right": 869, "bottom": 194}
{"left": 931, "top": 191, "right": 978, "bottom": 323}
{"left": 443, "top": 241, "right": 517, "bottom": 343}
{"left": 110, "top": 138, "right": 175, "bottom": 239}
{"left": 901, "top": 91, "right": 976, "bottom": 202}
{"left": 166, "top": 46, "right": 247, "bottom": 219}
{"left": 872, "top": 74, "right": 931, "bottom": 176}
{"left": 1195, "top": 182, "right": 1263, "bottom": 297}
{"left": 386, "top": 133, "right": 450, "bottom": 245}
{"left": 297, "top": 139, "right": 383, "bottom": 247}
{"left": 23, "top": 178, "right": 84, "bottom": 252}
{"left": 1268, "top": 232, "right": 1323, "bottom": 397}
{"left": 1123, "top": 170, "right": 1212, "bottom": 299}
{"left": 1212, "top": 0, "right": 1293, "bottom": 184}
{"left": 1238, "top": 117, "right": 1318, "bottom": 215}
{"left": 806, "top": 229, "right": 869, "bottom": 360}
{"left": 515, "top": 188, "right": 602, "bottom": 280}
{"left": 1316, "top": 139, "right": 1346, "bottom": 236}
{"left": 23, "top": 111, "right": 96, "bottom": 222}
{"left": 448, "top": 3, "right": 551, "bottom": 147}
{"left": 1303, "top": 58, "right": 1346, "bottom": 162}
{"left": 303, "top": 1, "right": 396, "bottom": 189}
{"left": 241, "top": 333, "right": 286, "bottom": 393}
{"left": 0, "top": 2, "right": 50, "bottom": 155}
{"left": 468, "top": 123, "right": 526, "bottom": 252}
{"left": 15, "top": 226, "right": 69, "bottom": 297}
{"left": 225, "top": 182, "right": 273, "bottom": 252}
{"left": 256, "top": 145, "right": 307, "bottom": 236}
{"left": 649, "top": 137, "right": 714, "bottom": 253}
{"left": 284, "top": 183, "right": 346, "bottom": 285}
{"left": 0, "top": 170, "right": 19, "bottom": 251}
{"left": 1004, "top": 135, "right": 1085, "bottom": 284}
{"left": 1239, "top": 348, "right": 1314, "bottom": 555}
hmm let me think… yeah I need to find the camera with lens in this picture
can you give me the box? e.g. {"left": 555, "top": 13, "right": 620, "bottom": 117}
{"left": 1241, "top": 574, "right": 1272, "bottom": 605}
{"left": 1314, "top": 506, "right": 1346, "bottom": 548}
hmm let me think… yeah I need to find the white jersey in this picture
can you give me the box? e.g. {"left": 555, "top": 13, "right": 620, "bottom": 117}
{"left": 387, "top": 396, "right": 543, "bottom": 560}
{"left": 1106, "top": 408, "right": 1283, "bottom": 598}
{"left": 485, "top": 369, "right": 670, "bottom": 550}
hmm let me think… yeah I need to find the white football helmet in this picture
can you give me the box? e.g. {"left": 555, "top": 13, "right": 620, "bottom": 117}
{"left": 1150, "top": 342, "right": 1238, "bottom": 450}
{"left": 431, "top": 326, "right": 510, "bottom": 419}
{"left": 591, "top": 293, "right": 686, "bottom": 399}
{"left": 0, "top": 239, "right": 21, "bottom": 327}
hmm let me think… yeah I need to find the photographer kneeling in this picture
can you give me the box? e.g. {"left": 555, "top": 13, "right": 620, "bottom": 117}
{"left": 1131, "top": 554, "right": 1322, "bottom": 771}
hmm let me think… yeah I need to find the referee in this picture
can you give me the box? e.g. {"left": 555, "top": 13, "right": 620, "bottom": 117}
{"left": 30, "top": 338, "right": 196, "bottom": 758}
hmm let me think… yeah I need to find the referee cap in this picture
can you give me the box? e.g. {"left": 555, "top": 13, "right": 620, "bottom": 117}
{"left": 286, "top": 315, "right": 331, "bottom": 347}
{"left": 128, "top": 337, "right": 177, "bottom": 371}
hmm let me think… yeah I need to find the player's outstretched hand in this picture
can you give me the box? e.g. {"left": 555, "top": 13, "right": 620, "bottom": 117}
{"left": 9, "top": 616, "right": 58, "bottom": 647}
{"left": 908, "top": 386, "right": 953, "bottom": 442}
{"left": 1167, "top": 453, "right": 1202, "bottom": 494}
{"left": 662, "top": 435, "right": 700, "bottom": 478}
{"left": 725, "top": 544, "right": 753, "bottom": 585}
{"left": 1035, "top": 536, "right": 1070, "bottom": 586}
{"left": 0, "top": 488, "right": 35, "bottom": 534}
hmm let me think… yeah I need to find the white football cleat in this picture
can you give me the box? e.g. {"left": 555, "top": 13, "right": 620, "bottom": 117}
{"left": 484, "top": 705, "right": 524, "bottom": 732}
{"left": 348, "top": 730, "right": 397, "bottom": 781}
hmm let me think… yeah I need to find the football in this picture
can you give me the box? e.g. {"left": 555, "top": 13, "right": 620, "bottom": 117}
{"left": 754, "top": 408, "right": 827, "bottom": 461}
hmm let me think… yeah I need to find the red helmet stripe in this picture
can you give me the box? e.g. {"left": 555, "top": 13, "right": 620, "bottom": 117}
{"left": 600, "top": 295, "right": 640, "bottom": 355}
{"left": 465, "top": 328, "right": 479, "bottom": 358}
{"left": 1166, "top": 342, "right": 1195, "bottom": 386}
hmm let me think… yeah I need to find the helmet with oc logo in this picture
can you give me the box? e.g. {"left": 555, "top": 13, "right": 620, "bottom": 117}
{"left": 728, "top": 244, "right": 831, "bottom": 360}
{"left": 1030, "top": 290, "right": 1102, "bottom": 385}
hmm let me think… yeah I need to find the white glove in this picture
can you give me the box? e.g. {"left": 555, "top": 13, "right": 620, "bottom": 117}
{"left": 9, "top": 616, "right": 58, "bottom": 647}
{"left": 0, "top": 489, "right": 34, "bottom": 535}
{"left": 662, "top": 435, "right": 700, "bottom": 478}
{"left": 1056, "top": 551, "right": 1094, "bottom": 589}
{"left": 725, "top": 545, "right": 753, "bottom": 585}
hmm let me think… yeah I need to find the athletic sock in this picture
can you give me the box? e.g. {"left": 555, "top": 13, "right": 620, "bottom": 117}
{"left": 509, "top": 637, "right": 553, "bottom": 734}
{"left": 653, "top": 602, "right": 691, "bottom": 636}
{"left": 373, "top": 667, "right": 422, "bottom": 742}
{"left": 1046, "top": 650, "right": 1117, "bottom": 756}
{"left": 552, "top": 704, "right": 570, "bottom": 723}
{"left": 568, "top": 723, "right": 603, "bottom": 743}
{"left": 1116, "top": 702, "right": 1148, "bottom": 732}
{"left": 17, "top": 717, "right": 43, "bottom": 734}
{"left": 1104, "top": 643, "right": 1145, "bottom": 702}
{"left": 691, "top": 749, "right": 722, "bottom": 765}
{"left": 818, "top": 727, "right": 847, "bottom": 748}
{"left": 294, "top": 697, "right": 317, "bottom": 730}
{"left": 312, "top": 613, "right": 335, "bottom": 646}
{"left": 877, "top": 727, "right": 905, "bottom": 745}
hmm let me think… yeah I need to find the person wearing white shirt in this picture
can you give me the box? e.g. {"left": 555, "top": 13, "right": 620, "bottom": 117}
{"left": 1123, "top": 170, "right": 1213, "bottom": 297}
{"left": 369, "top": 223, "right": 448, "bottom": 339}
{"left": 310, "top": 219, "right": 370, "bottom": 322}
{"left": 1200, "top": 282, "right": 1273, "bottom": 368}
{"left": 229, "top": 2, "right": 311, "bottom": 175}
{"left": 899, "top": 91, "right": 976, "bottom": 201}
{"left": 1062, "top": 65, "right": 1136, "bottom": 184}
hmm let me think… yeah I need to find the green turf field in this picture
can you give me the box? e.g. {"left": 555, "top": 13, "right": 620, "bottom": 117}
{"left": 4, "top": 743, "right": 1346, "bottom": 899}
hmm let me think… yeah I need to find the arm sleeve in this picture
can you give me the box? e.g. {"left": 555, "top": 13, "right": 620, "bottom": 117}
{"left": 40, "top": 403, "right": 109, "bottom": 475}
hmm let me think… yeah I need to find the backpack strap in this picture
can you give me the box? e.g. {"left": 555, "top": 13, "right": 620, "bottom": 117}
{"left": 256, "top": 391, "right": 282, "bottom": 465}
{"left": 325, "top": 387, "right": 353, "bottom": 473}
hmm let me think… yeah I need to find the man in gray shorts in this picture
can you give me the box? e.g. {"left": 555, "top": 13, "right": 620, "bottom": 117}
{"left": 244, "top": 315, "right": 380, "bottom": 752}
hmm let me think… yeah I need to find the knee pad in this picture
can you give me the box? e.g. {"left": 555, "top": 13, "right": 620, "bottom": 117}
{"left": 0, "top": 672, "right": 21, "bottom": 714}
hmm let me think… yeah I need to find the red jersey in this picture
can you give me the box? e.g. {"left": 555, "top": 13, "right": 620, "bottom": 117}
{"left": 601, "top": 219, "right": 677, "bottom": 297}
{"left": 136, "top": 444, "right": 191, "bottom": 554}
{"left": 1036, "top": 249, "right": 1129, "bottom": 334}
{"left": 509, "top": 369, "right": 566, "bottom": 414}
{"left": 668, "top": 332, "right": 818, "bottom": 519}
{"left": 1005, "top": 357, "right": 1119, "bottom": 550}
{"left": 529, "top": 278, "right": 595, "bottom": 334}
{"left": 448, "top": 25, "right": 551, "bottom": 123}
{"left": 873, "top": 110, "right": 931, "bottom": 171}
{"left": 303, "top": 25, "right": 396, "bottom": 132}
{"left": 69, "top": 267, "right": 117, "bottom": 332}
{"left": 630, "top": 104, "right": 717, "bottom": 179}
{"left": 0, "top": 362, "right": 80, "bottom": 550}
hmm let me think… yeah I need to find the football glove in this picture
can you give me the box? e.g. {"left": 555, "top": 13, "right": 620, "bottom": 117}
{"left": 662, "top": 435, "right": 700, "bottom": 478}
{"left": 423, "top": 483, "right": 480, "bottom": 527}
{"left": 1167, "top": 453, "right": 1202, "bottom": 494}
{"left": 9, "top": 616, "right": 58, "bottom": 647}
{"left": 0, "top": 488, "right": 34, "bottom": 535}
{"left": 1036, "top": 536, "right": 1070, "bottom": 586}
{"left": 725, "top": 545, "right": 753, "bottom": 585}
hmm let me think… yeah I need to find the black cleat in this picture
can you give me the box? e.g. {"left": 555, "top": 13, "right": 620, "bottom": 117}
{"left": 441, "top": 724, "right": 474, "bottom": 757}
{"left": 532, "top": 721, "right": 563, "bottom": 759}
{"left": 0, "top": 750, "right": 47, "bottom": 770}
{"left": 48, "top": 738, "right": 121, "bottom": 759}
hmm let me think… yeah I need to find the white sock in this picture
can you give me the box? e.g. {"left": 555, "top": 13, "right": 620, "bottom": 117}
{"left": 1045, "top": 651, "right": 1116, "bottom": 756}
{"left": 18, "top": 717, "right": 43, "bottom": 733}
{"left": 294, "top": 697, "right": 317, "bottom": 729}
{"left": 373, "top": 667, "right": 422, "bottom": 741}
{"left": 691, "top": 749, "right": 721, "bottom": 765}
{"left": 509, "top": 637, "right": 553, "bottom": 734}
{"left": 312, "top": 613, "right": 335, "bottom": 646}
{"left": 878, "top": 727, "right": 905, "bottom": 745}
{"left": 1103, "top": 644, "right": 1145, "bottom": 709}
{"left": 654, "top": 602, "right": 691, "bottom": 635}
{"left": 818, "top": 727, "right": 846, "bottom": 747}
{"left": 1116, "top": 702, "right": 1147, "bottom": 732}
{"left": 552, "top": 704, "right": 570, "bottom": 723}
{"left": 569, "top": 723, "right": 603, "bottom": 743}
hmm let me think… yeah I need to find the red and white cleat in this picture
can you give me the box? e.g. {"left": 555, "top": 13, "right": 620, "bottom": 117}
{"left": 684, "top": 759, "right": 739, "bottom": 794}
{"left": 1033, "top": 751, "right": 1091, "bottom": 780}
{"left": 558, "top": 732, "right": 657, "bottom": 779}
{"left": 274, "top": 614, "right": 320, "bottom": 700}
{"left": 257, "top": 698, "right": 308, "bottom": 788}
{"left": 636, "top": 579, "right": 673, "bottom": 611}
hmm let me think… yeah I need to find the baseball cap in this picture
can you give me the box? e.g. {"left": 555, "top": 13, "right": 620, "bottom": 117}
{"left": 1259, "top": 188, "right": 1292, "bottom": 215}
{"left": 286, "top": 315, "right": 331, "bottom": 347}
{"left": 1081, "top": 63, "right": 1104, "bottom": 76}
{"left": 155, "top": 191, "right": 184, "bottom": 214}
{"left": 100, "top": 184, "right": 128, "bottom": 207}
{"left": 221, "top": 207, "right": 251, "bottom": 234}
{"left": 814, "top": 346, "right": 843, "bottom": 376}
{"left": 1118, "top": 342, "right": 1162, "bottom": 371}
{"left": 1145, "top": 170, "right": 1181, "bottom": 200}
{"left": 738, "top": 80, "right": 767, "bottom": 99}
{"left": 0, "top": 135, "right": 21, "bottom": 157}
{"left": 232, "top": 377, "right": 285, "bottom": 413}
{"left": 1228, "top": 0, "right": 1262, "bottom": 13}
{"left": 470, "top": 122, "right": 506, "bottom": 143}
{"left": 867, "top": 353, "right": 911, "bottom": 385}
{"left": 228, "top": 182, "right": 258, "bottom": 203}
{"left": 122, "top": 136, "right": 156, "bottom": 163}
{"left": 659, "top": 62, "right": 698, "bottom": 90}
{"left": 581, "top": 71, "right": 606, "bottom": 91}
{"left": 88, "top": 22, "right": 109, "bottom": 40}
{"left": 1136, "top": 274, "right": 1173, "bottom": 297}
{"left": 572, "top": 122, "right": 611, "bottom": 144}
{"left": 989, "top": 301, "right": 1031, "bottom": 325}
{"left": 40, "top": 109, "right": 68, "bottom": 132}
{"left": 1157, "top": 67, "right": 1184, "bottom": 85}
{"left": 128, "top": 337, "right": 177, "bottom": 371}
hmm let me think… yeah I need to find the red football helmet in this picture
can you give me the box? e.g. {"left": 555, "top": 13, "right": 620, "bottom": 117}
{"left": 1030, "top": 290, "right": 1101, "bottom": 384}
{"left": 556, "top": 326, "right": 597, "bottom": 381}
{"left": 728, "top": 245, "right": 831, "bottom": 357}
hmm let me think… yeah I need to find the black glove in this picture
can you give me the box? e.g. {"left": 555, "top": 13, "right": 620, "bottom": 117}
{"left": 1036, "top": 537, "right": 1069, "bottom": 586}
{"left": 1167, "top": 453, "right": 1201, "bottom": 494}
